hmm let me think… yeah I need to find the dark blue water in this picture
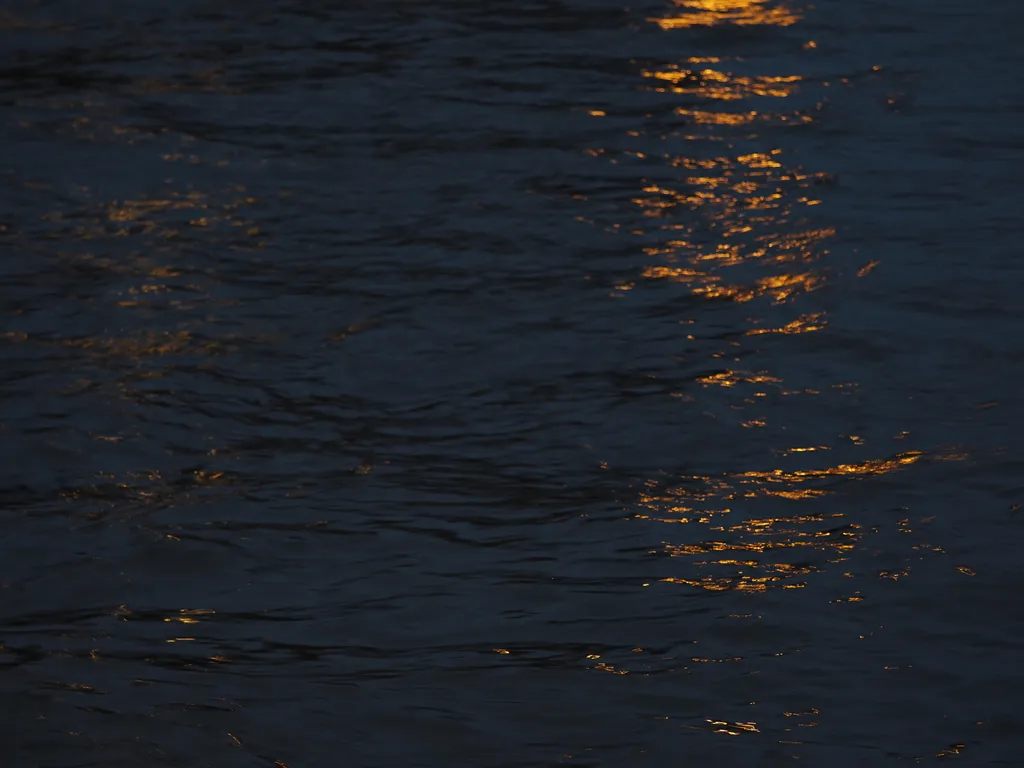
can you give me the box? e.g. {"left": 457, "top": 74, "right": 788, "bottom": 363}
{"left": 2, "top": 0, "right": 1022, "bottom": 765}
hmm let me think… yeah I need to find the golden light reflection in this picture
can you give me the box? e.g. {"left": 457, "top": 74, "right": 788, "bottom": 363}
{"left": 630, "top": 141, "right": 835, "bottom": 307}
{"left": 633, "top": 175, "right": 831, "bottom": 225}
{"left": 857, "top": 259, "right": 881, "bottom": 277}
{"left": 575, "top": 0, "right": 930, "bottom": 601}
{"left": 164, "top": 608, "right": 216, "bottom": 625}
{"left": 61, "top": 331, "right": 214, "bottom": 358}
{"left": 34, "top": 187, "right": 261, "bottom": 248}
{"left": 733, "top": 452, "right": 926, "bottom": 488}
{"left": 651, "top": 0, "right": 801, "bottom": 29}
{"left": 570, "top": 17, "right": 836, "bottom": 314}
{"left": 107, "top": 193, "right": 209, "bottom": 223}
{"left": 643, "top": 66, "right": 801, "bottom": 101}
{"left": 704, "top": 719, "right": 761, "bottom": 735}
{"left": 637, "top": 450, "right": 964, "bottom": 592}
{"left": 745, "top": 313, "right": 826, "bottom": 335}
{"left": 676, "top": 107, "right": 814, "bottom": 127}
{"left": 0, "top": 329, "right": 243, "bottom": 381}
{"left": 641, "top": 266, "right": 826, "bottom": 304}
{"left": 697, "top": 370, "right": 781, "bottom": 388}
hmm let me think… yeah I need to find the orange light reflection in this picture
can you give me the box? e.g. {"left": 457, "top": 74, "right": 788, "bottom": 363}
{"left": 651, "top": 0, "right": 801, "bottom": 29}
{"left": 637, "top": 451, "right": 964, "bottom": 592}
{"left": 643, "top": 66, "right": 801, "bottom": 101}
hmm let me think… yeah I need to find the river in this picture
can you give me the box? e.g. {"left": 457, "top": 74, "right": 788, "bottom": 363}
{"left": 1, "top": 0, "right": 1022, "bottom": 765}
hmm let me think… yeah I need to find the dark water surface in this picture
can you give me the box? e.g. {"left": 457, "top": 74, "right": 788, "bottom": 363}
{"left": 2, "top": 0, "right": 1023, "bottom": 764}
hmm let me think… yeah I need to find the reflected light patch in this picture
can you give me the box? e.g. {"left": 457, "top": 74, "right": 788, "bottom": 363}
{"left": 745, "top": 313, "right": 827, "bottom": 335}
{"left": 697, "top": 371, "right": 781, "bottom": 388}
{"left": 635, "top": 450, "right": 965, "bottom": 592}
{"left": 107, "top": 193, "right": 209, "bottom": 223}
{"left": 651, "top": 0, "right": 801, "bottom": 29}
{"left": 643, "top": 67, "right": 801, "bottom": 101}
{"left": 164, "top": 608, "right": 216, "bottom": 625}
{"left": 51, "top": 330, "right": 234, "bottom": 361}
{"left": 641, "top": 266, "right": 824, "bottom": 305}
{"left": 705, "top": 719, "right": 761, "bottom": 735}
{"left": 677, "top": 107, "right": 814, "bottom": 127}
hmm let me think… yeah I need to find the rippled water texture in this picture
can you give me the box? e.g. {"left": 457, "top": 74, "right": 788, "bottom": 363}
{"left": 2, "top": 0, "right": 1023, "bottom": 764}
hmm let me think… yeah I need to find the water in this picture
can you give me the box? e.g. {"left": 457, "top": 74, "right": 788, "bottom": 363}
{"left": 1, "top": 0, "right": 1022, "bottom": 765}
